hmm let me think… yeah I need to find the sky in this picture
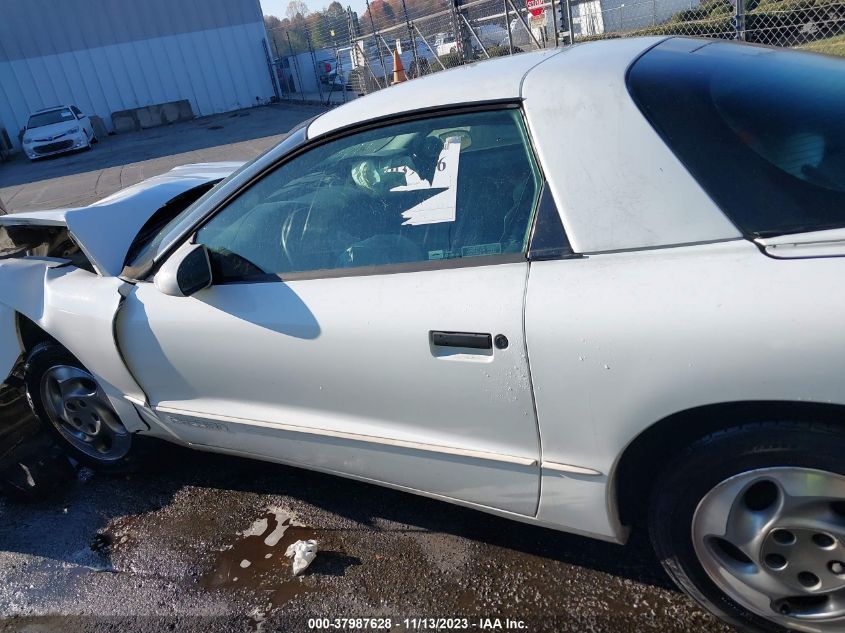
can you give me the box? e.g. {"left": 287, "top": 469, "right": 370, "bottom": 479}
{"left": 260, "top": 0, "right": 369, "bottom": 21}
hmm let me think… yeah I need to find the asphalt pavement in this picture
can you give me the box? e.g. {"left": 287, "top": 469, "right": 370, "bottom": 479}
{"left": 0, "top": 441, "right": 733, "bottom": 633}
{"left": 0, "top": 103, "right": 734, "bottom": 633}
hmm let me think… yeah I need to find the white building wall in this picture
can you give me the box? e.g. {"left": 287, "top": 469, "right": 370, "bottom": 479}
{"left": 0, "top": 0, "right": 276, "bottom": 150}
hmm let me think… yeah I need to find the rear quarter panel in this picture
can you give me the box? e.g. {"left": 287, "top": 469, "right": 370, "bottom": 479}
{"left": 526, "top": 240, "right": 845, "bottom": 539}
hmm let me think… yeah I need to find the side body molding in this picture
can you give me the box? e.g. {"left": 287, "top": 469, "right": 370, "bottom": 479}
{"left": 0, "top": 258, "right": 148, "bottom": 432}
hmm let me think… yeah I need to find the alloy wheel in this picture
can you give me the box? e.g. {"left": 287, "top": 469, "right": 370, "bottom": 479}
{"left": 693, "top": 467, "right": 845, "bottom": 631}
{"left": 39, "top": 365, "right": 131, "bottom": 461}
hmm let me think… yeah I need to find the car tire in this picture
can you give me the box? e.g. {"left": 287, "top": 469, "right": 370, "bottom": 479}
{"left": 649, "top": 422, "right": 845, "bottom": 633}
{"left": 24, "top": 342, "right": 141, "bottom": 473}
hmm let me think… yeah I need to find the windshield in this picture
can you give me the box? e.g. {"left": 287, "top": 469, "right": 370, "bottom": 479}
{"left": 628, "top": 39, "right": 845, "bottom": 237}
{"left": 27, "top": 109, "right": 75, "bottom": 128}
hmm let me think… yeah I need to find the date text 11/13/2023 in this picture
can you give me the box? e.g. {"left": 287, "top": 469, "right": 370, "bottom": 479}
{"left": 306, "top": 617, "right": 529, "bottom": 630}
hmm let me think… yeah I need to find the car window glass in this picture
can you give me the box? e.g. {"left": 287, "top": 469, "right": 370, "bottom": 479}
{"left": 629, "top": 39, "right": 845, "bottom": 237}
{"left": 195, "top": 109, "right": 541, "bottom": 281}
{"left": 27, "top": 109, "right": 75, "bottom": 128}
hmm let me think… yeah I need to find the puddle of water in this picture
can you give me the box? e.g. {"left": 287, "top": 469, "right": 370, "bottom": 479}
{"left": 201, "top": 508, "right": 319, "bottom": 613}
{"left": 90, "top": 515, "right": 139, "bottom": 556}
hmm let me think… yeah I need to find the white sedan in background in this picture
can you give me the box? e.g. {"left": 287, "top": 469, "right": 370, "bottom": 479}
{"left": 21, "top": 105, "right": 96, "bottom": 160}
{"left": 1, "top": 37, "right": 844, "bottom": 633}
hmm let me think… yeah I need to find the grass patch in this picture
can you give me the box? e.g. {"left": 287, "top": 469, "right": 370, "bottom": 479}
{"left": 797, "top": 33, "right": 845, "bottom": 56}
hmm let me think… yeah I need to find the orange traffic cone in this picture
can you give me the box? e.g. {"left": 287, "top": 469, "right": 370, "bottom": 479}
{"left": 392, "top": 49, "right": 407, "bottom": 84}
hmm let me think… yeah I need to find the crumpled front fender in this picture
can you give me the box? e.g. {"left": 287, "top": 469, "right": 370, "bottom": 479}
{"left": 0, "top": 257, "right": 68, "bottom": 385}
{"left": 0, "top": 303, "right": 22, "bottom": 384}
{"left": 0, "top": 257, "right": 148, "bottom": 432}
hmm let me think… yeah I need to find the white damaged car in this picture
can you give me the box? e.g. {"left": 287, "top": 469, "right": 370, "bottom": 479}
{"left": 2, "top": 38, "right": 845, "bottom": 633}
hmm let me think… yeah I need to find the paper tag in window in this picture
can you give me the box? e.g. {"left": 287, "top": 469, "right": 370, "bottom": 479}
{"left": 395, "top": 135, "right": 461, "bottom": 226}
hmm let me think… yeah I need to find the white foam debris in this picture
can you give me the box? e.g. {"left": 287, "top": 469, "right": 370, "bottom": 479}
{"left": 239, "top": 559, "right": 252, "bottom": 569}
{"left": 240, "top": 517, "right": 268, "bottom": 538}
{"left": 285, "top": 539, "right": 318, "bottom": 576}
{"left": 19, "top": 464, "right": 35, "bottom": 488}
{"left": 241, "top": 507, "right": 293, "bottom": 545}
{"left": 263, "top": 511, "right": 291, "bottom": 547}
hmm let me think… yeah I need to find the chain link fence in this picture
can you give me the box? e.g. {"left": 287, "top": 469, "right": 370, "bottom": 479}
{"left": 263, "top": 0, "right": 845, "bottom": 103}
{"left": 577, "top": 0, "right": 845, "bottom": 47}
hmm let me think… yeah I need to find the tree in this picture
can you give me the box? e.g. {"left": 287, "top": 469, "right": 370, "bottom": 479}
{"left": 265, "top": 0, "right": 356, "bottom": 54}
{"left": 264, "top": 15, "right": 285, "bottom": 57}
{"left": 286, "top": 0, "right": 311, "bottom": 21}
{"left": 326, "top": 1, "right": 345, "bottom": 16}
{"left": 363, "top": 0, "right": 398, "bottom": 31}
{"left": 324, "top": 2, "right": 352, "bottom": 43}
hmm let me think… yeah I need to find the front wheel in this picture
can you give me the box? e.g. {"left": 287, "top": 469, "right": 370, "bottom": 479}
{"left": 24, "top": 342, "right": 137, "bottom": 472}
{"left": 650, "top": 423, "right": 845, "bottom": 633}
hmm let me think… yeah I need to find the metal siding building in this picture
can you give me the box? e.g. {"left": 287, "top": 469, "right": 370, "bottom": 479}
{"left": 0, "top": 0, "right": 276, "bottom": 150}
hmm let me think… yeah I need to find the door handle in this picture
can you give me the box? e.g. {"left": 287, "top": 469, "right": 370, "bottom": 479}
{"left": 430, "top": 331, "right": 492, "bottom": 349}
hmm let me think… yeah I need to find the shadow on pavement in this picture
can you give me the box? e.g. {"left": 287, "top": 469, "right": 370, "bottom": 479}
{"left": 0, "top": 435, "right": 674, "bottom": 592}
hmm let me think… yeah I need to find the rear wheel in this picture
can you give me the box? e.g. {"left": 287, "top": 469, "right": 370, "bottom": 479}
{"left": 650, "top": 423, "right": 845, "bottom": 633}
{"left": 24, "top": 342, "right": 137, "bottom": 472}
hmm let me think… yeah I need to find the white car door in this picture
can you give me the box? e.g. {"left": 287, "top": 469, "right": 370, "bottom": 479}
{"left": 71, "top": 106, "right": 93, "bottom": 140}
{"left": 117, "top": 107, "right": 544, "bottom": 515}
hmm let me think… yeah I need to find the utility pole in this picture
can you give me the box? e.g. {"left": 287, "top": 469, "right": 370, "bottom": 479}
{"left": 549, "top": 0, "right": 560, "bottom": 44}
{"left": 399, "top": 0, "right": 420, "bottom": 77}
{"left": 447, "top": 0, "right": 471, "bottom": 62}
{"left": 365, "top": 0, "right": 390, "bottom": 85}
{"left": 305, "top": 30, "right": 325, "bottom": 103}
{"left": 734, "top": 0, "right": 746, "bottom": 40}
{"left": 563, "top": 0, "right": 574, "bottom": 44}
{"left": 504, "top": 0, "right": 514, "bottom": 54}
{"left": 286, "top": 31, "right": 307, "bottom": 102}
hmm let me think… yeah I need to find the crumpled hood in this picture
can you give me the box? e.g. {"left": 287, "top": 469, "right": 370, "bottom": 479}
{"left": 0, "top": 162, "right": 241, "bottom": 276}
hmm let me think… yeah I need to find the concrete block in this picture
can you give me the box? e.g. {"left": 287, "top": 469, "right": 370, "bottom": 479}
{"left": 112, "top": 110, "right": 139, "bottom": 134}
{"left": 175, "top": 99, "right": 194, "bottom": 121}
{"left": 162, "top": 102, "right": 180, "bottom": 124}
{"left": 136, "top": 106, "right": 162, "bottom": 130}
{"left": 112, "top": 100, "right": 194, "bottom": 133}
{"left": 160, "top": 100, "right": 194, "bottom": 124}
{"left": 90, "top": 115, "right": 108, "bottom": 139}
